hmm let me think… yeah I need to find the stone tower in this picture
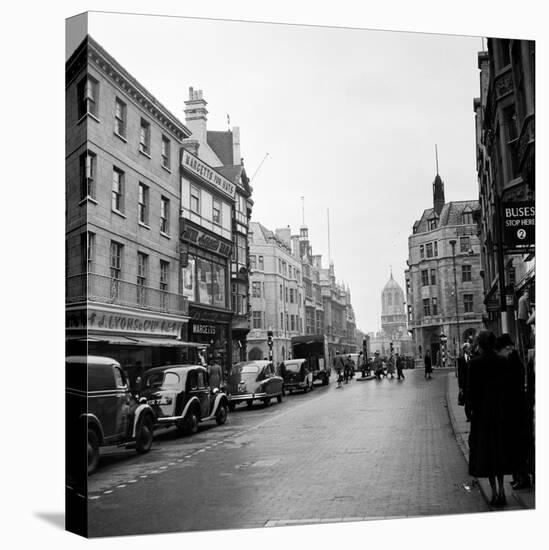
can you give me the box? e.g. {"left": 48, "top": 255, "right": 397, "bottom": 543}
{"left": 381, "top": 270, "right": 407, "bottom": 340}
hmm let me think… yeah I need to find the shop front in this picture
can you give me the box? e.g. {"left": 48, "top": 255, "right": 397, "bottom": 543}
{"left": 66, "top": 302, "right": 198, "bottom": 390}
{"left": 180, "top": 218, "right": 234, "bottom": 375}
{"left": 187, "top": 309, "right": 232, "bottom": 375}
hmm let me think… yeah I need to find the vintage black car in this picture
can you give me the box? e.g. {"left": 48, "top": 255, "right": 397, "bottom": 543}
{"left": 280, "top": 358, "right": 314, "bottom": 393}
{"left": 226, "top": 361, "right": 284, "bottom": 410}
{"left": 141, "top": 365, "right": 229, "bottom": 434}
{"left": 66, "top": 356, "right": 156, "bottom": 475}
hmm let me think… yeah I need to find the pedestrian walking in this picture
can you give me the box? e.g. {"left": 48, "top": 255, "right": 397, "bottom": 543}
{"left": 424, "top": 350, "right": 433, "bottom": 379}
{"left": 333, "top": 351, "right": 345, "bottom": 388}
{"left": 396, "top": 353, "right": 405, "bottom": 380}
{"left": 344, "top": 354, "right": 354, "bottom": 383}
{"left": 386, "top": 354, "right": 395, "bottom": 379}
{"left": 457, "top": 342, "right": 473, "bottom": 420}
{"left": 207, "top": 357, "right": 223, "bottom": 390}
{"left": 494, "top": 334, "right": 532, "bottom": 490}
{"left": 373, "top": 351, "right": 384, "bottom": 380}
{"left": 466, "top": 330, "right": 517, "bottom": 507}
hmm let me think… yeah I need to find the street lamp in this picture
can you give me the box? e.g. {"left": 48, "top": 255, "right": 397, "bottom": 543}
{"left": 439, "top": 331, "right": 448, "bottom": 367}
{"left": 449, "top": 239, "right": 461, "bottom": 366}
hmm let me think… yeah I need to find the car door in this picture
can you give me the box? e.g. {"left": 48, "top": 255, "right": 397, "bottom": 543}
{"left": 196, "top": 369, "right": 211, "bottom": 418}
{"left": 267, "top": 363, "right": 281, "bottom": 395}
{"left": 113, "top": 366, "right": 131, "bottom": 438}
{"left": 88, "top": 363, "right": 117, "bottom": 441}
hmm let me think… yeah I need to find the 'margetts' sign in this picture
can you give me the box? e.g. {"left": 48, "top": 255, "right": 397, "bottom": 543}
{"left": 502, "top": 200, "right": 535, "bottom": 249}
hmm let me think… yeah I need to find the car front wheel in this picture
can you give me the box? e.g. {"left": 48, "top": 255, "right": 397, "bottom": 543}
{"left": 135, "top": 415, "right": 154, "bottom": 453}
{"left": 87, "top": 429, "right": 100, "bottom": 475}
{"left": 216, "top": 403, "right": 228, "bottom": 425}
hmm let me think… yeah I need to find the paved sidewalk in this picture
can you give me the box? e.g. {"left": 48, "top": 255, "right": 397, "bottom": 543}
{"left": 445, "top": 372, "right": 535, "bottom": 511}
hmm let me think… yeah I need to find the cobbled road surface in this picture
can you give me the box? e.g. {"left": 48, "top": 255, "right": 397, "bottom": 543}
{"left": 87, "top": 369, "right": 487, "bottom": 537}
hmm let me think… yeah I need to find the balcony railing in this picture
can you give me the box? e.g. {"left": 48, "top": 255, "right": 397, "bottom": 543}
{"left": 66, "top": 273, "right": 188, "bottom": 316}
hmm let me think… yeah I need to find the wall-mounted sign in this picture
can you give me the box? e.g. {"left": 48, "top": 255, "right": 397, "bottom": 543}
{"left": 181, "top": 150, "right": 236, "bottom": 199}
{"left": 180, "top": 221, "right": 232, "bottom": 257}
{"left": 66, "top": 306, "right": 183, "bottom": 337}
{"left": 502, "top": 200, "right": 535, "bottom": 250}
{"left": 192, "top": 324, "right": 217, "bottom": 335}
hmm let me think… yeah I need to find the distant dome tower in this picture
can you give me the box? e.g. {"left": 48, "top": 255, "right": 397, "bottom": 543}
{"left": 381, "top": 269, "right": 407, "bottom": 340}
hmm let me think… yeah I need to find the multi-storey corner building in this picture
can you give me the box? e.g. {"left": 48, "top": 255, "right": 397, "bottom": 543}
{"left": 66, "top": 36, "right": 193, "bottom": 385}
{"left": 473, "top": 39, "right": 535, "bottom": 356}
{"left": 247, "top": 223, "right": 305, "bottom": 362}
{"left": 181, "top": 88, "right": 253, "bottom": 364}
{"left": 405, "top": 172, "right": 483, "bottom": 363}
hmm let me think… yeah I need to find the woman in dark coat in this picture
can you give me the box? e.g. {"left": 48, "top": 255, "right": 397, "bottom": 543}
{"left": 466, "top": 331, "right": 517, "bottom": 506}
{"left": 424, "top": 351, "right": 433, "bottom": 379}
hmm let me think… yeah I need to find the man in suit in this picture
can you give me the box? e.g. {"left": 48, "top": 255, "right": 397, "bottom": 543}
{"left": 457, "top": 342, "right": 473, "bottom": 420}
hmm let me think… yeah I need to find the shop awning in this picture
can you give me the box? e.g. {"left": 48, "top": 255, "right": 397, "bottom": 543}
{"left": 130, "top": 338, "right": 206, "bottom": 348}
{"left": 66, "top": 335, "right": 141, "bottom": 345}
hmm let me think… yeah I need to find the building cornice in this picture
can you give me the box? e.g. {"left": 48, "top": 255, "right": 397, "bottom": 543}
{"left": 83, "top": 36, "right": 192, "bottom": 142}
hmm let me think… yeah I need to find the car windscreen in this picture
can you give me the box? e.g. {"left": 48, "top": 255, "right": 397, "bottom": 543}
{"left": 283, "top": 362, "right": 303, "bottom": 373}
{"left": 144, "top": 372, "right": 165, "bottom": 388}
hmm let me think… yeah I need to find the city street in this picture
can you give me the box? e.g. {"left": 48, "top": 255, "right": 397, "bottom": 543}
{"left": 87, "top": 369, "right": 487, "bottom": 537}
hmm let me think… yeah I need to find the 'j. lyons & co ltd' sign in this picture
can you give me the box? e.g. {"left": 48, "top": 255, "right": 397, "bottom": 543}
{"left": 502, "top": 200, "right": 535, "bottom": 250}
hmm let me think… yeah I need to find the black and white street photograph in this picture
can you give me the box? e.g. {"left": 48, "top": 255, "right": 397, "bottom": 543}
{"left": 5, "top": 1, "right": 546, "bottom": 548}
{"left": 63, "top": 7, "right": 539, "bottom": 539}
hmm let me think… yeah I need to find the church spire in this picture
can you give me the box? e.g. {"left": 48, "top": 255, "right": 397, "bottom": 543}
{"left": 433, "top": 144, "right": 445, "bottom": 215}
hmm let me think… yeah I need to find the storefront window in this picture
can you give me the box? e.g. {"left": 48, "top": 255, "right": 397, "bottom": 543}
{"left": 212, "top": 263, "right": 226, "bottom": 307}
{"left": 182, "top": 256, "right": 196, "bottom": 300}
{"left": 197, "top": 258, "right": 212, "bottom": 304}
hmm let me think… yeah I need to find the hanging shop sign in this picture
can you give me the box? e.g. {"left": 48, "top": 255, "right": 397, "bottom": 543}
{"left": 181, "top": 149, "right": 236, "bottom": 199}
{"left": 502, "top": 201, "right": 535, "bottom": 250}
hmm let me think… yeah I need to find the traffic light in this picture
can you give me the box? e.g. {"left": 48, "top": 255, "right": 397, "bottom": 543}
{"left": 267, "top": 330, "right": 273, "bottom": 348}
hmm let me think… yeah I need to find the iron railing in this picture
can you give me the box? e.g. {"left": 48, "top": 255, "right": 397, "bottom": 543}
{"left": 66, "top": 273, "right": 188, "bottom": 316}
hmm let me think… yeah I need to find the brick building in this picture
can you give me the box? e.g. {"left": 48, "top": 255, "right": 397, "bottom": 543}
{"left": 405, "top": 172, "right": 484, "bottom": 363}
{"left": 66, "top": 36, "right": 193, "bottom": 383}
{"left": 473, "top": 39, "right": 535, "bottom": 358}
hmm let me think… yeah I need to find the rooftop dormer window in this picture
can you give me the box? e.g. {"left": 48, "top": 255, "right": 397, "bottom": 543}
{"left": 462, "top": 205, "right": 474, "bottom": 225}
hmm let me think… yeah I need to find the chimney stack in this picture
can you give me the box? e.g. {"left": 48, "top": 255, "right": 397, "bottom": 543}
{"left": 184, "top": 87, "right": 208, "bottom": 146}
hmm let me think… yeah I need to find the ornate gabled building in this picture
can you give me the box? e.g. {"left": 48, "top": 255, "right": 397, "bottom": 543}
{"left": 405, "top": 170, "right": 484, "bottom": 364}
{"left": 182, "top": 88, "right": 254, "bottom": 365}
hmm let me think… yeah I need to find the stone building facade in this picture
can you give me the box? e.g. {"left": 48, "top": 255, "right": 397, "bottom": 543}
{"left": 405, "top": 172, "right": 484, "bottom": 363}
{"left": 247, "top": 222, "right": 305, "bottom": 362}
{"left": 473, "top": 39, "right": 535, "bottom": 358}
{"left": 66, "top": 36, "right": 192, "bottom": 383}
{"left": 319, "top": 264, "right": 358, "bottom": 358}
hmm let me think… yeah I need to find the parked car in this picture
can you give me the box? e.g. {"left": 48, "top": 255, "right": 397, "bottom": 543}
{"left": 66, "top": 356, "right": 156, "bottom": 475}
{"left": 140, "top": 365, "right": 229, "bottom": 434}
{"left": 281, "top": 358, "right": 314, "bottom": 393}
{"left": 226, "top": 361, "right": 284, "bottom": 410}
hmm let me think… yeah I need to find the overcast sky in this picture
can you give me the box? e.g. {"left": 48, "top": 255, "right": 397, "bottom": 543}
{"left": 86, "top": 12, "right": 484, "bottom": 333}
